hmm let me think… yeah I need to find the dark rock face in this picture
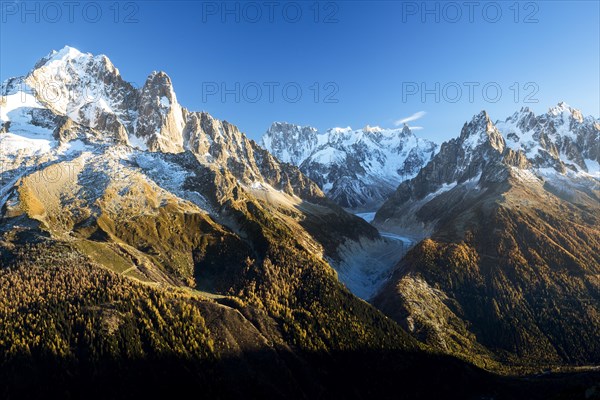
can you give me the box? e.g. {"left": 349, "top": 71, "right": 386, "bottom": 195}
{"left": 180, "top": 112, "right": 324, "bottom": 199}
{"left": 94, "top": 112, "right": 129, "bottom": 144}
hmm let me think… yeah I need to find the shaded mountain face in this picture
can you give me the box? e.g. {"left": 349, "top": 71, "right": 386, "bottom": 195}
{"left": 373, "top": 107, "right": 600, "bottom": 368}
{"left": 262, "top": 122, "right": 437, "bottom": 209}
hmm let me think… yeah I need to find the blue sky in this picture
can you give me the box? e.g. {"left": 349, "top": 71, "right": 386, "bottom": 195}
{"left": 1, "top": 1, "right": 599, "bottom": 143}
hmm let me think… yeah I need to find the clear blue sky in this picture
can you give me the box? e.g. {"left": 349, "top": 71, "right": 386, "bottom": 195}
{"left": 1, "top": 1, "right": 599, "bottom": 143}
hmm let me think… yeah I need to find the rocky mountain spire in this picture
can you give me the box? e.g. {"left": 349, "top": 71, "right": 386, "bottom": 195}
{"left": 133, "top": 71, "right": 186, "bottom": 152}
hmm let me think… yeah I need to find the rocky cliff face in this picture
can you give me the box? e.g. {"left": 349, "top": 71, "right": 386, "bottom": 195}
{"left": 133, "top": 71, "right": 186, "bottom": 152}
{"left": 262, "top": 122, "right": 437, "bottom": 209}
{"left": 262, "top": 122, "right": 321, "bottom": 166}
{"left": 497, "top": 102, "right": 599, "bottom": 173}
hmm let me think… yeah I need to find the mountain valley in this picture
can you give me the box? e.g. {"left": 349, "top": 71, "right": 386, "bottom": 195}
{"left": 0, "top": 47, "right": 599, "bottom": 399}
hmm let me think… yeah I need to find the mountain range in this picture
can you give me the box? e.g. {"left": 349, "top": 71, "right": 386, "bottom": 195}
{"left": 262, "top": 122, "right": 437, "bottom": 209}
{"left": 1, "top": 46, "right": 599, "bottom": 398}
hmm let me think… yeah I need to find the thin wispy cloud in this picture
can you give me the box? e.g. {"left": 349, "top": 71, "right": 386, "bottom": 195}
{"left": 410, "top": 126, "right": 424, "bottom": 131}
{"left": 394, "top": 111, "right": 426, "bottom": 126}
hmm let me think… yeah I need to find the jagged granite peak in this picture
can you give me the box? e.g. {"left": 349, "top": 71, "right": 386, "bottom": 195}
{"left": 548, "top": 101, "right": 584, "bottom": 122}
{"left": 496, "top": 102, "right": 599, "bottom": 173}
{"left": 132, "top": 70, "right": 187, "bottom": 152}
{"left": 182, "top": 113, "right": 323, "bottom": 198}
{"left": 459, "top": 110, "right": 505, "bottom": 153}
{"left": 400, "top": 123, "right": 412, "bottom": 137}
{"left": 375, "top": 105, "right": 600, "bottom": 237}
{"left": 262, "top": 122, "right": 438, "bottom": 209}
{"left": 503, "top": 107, "right": 537, "bottom": 133}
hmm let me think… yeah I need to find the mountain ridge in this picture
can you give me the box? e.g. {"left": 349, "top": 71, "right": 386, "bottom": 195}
{"left": 261, "top": 121, "right": 438, "bottom": 209}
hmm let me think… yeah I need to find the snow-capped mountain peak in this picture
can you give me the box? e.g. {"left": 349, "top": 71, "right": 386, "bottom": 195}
{"left": 33, "top": 45, "right": 85, "bottom": 69}
{"left": 400, "top": 124, "right": 412, "bottom": 137}
{"left": 262, "top": 122, "right": 321, "bottom": 165}
{"left": 45, "top": 45, "right": 84, "bottom": 62}
{"left": 19, "top": 46, "right": 136, "bottom": 146}
{"left": 459, "top": 110, "right": 505, "bottom": 153}
{"left": 549, "top": 101, "right": 572, "bottom": 115}
{"left": 262, "top": 122, "right": 438, "bottom": 209}
{"left": 494, "top": 103, "right": 598, "bottom": 175}
{"left": 547, "top": 101, "right": 584, "bottom": 123}
{"left": 461, "top": 110, "right": 494, "bottom": 134}
{"left": 363, "top": 124, "right": 382, "bottom": 133}
{"left": 32, "top": 45, "right": 119, "bottom": 81}
{"left": 504, "top": 107, "right": 535, "bottom": 123}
